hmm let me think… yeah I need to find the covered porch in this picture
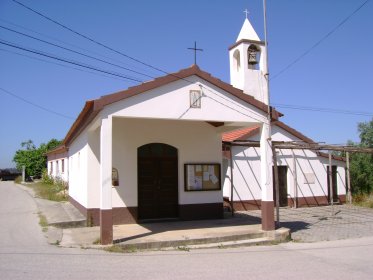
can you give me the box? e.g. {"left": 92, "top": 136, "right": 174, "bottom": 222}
{"left": 63, "top": 66, "right": 279, "bottom": 244}
{"left": 95, "top": 116, "right": 268, "bottom": 244}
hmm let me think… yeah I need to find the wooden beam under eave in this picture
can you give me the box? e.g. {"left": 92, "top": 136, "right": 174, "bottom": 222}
{"left": 207, "top": 121, "right": 225, "bottom": 127}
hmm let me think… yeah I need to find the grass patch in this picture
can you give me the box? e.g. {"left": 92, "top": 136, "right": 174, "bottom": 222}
{"left": 38, "top": 212, "right": 48, "bottom": 232}
{"left": 14, "top": 176, "right": 22, "bottom": 184}
{"left": 353, "top": 193, "right": 373, "bottom": 208}
{"left": 104, "top": 245, "right": 125, "bottom": 253}
{"left": 26, "top": 181, "right": 68, "bottom": 202}
{"left": 93, "top": 238, "right": 101, "bottom": 245}
{"left": 177, "top": 246, "right": 190, "bottom": 252}
{"left": 104, "top": 245, "right": 137, "bottom": 253}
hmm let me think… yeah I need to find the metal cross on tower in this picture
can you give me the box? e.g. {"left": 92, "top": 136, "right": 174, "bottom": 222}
{"left": 244, "top": 9, "right": 249, "bottom": 19}
{"left": 188, "top": 41, "right": 203, "bottom": 65}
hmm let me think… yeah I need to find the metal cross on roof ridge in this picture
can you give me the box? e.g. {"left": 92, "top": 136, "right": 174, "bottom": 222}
{"left": 187, "top": 41, "right": 203, "bottom": 65}
{"left": 244, "top": 9, "right": 249, "bottom": 19}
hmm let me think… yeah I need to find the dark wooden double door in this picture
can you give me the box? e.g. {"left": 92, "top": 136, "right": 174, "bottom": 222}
{"left": 138, "top": 143, "right": 178, "bottom": 220}
{"left": 327, "top": 166, "right": 338, "bottom": 203}
{"left": 273, "top": 166, "right": 288, "bottom": 207}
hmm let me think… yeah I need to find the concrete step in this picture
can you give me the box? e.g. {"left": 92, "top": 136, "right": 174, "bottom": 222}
{"left": 114, "top": 228, "right": 290, "bottom": 251}
{"left": 180, "top": 236, "right": 273, "bottom": 250}
{"left": 48, "top": 219, "right": 87, "bottom": 228}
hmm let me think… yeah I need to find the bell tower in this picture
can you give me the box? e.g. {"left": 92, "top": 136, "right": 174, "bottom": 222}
{"left": 229, "top": 17, "right": 268, "bottom": 104}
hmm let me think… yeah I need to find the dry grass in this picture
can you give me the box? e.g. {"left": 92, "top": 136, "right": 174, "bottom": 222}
{"left": 38, "top": 212, "right": 48, "bottom": 232}
{"left": 27, "top": 181, "right": 68, "bottom": 202}
{"left": 353, "top": 193, "right": 373, "bottom": 208}
{"left": 104, "top": 245, "right": 137, "bottom": 253}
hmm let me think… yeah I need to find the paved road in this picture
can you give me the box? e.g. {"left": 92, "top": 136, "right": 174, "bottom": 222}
{"left": 1, "top": 181, "right": 373, "bottom": 280}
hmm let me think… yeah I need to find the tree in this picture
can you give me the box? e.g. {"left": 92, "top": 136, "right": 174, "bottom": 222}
{"left": 349, "top": 118, "right": 373, "bottom": 194}
{"left": 13, "top": 139, "right": 62, "bottom": 177}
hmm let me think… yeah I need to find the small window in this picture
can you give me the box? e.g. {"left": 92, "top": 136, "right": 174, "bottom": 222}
{"left": 62, "top": 159, "right": 65, "bottom": 173}
{"left": 190, "top": 90, "right": 201, "bottom": 108}
{"left": 233, "top": 49, "right": 241, "bottom": 71}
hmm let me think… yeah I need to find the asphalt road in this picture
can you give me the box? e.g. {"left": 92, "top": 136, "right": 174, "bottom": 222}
{"left": 1, "top": 181, "right": 373, "bottom": 280}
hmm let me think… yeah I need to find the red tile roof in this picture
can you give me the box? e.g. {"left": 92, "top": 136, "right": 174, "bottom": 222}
{"left": 222, "top": 121, "right": 345, "bottom": 162}
{"left": 222, "top": 126, "right": 260, "bottom": 142}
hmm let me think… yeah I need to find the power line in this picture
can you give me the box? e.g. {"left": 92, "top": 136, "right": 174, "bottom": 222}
{"left": 272, "top": 103, "right": 373, "bottom": 117}
{"left": 11, "top": 0, "right": 183, "bottom": 78}
{"left": 271, "top": 0, "right": 371, "bottom": 80}
{"left": 0, "top": 48, "right": 126, "bottom": 82}
{"left": 0, "top": 24, "right": 267, "bottom": 122}
{"left": 0, "top": 17, "right": 156, "bottom": 77}
{"left": 0, "top": 87, "right": 74, "bottom": 119}
{"left": 12, "top": 0, "right": 368, "bottom": 121}
{"left": 0, "top": 25, "right": 155, "bottom": 79}
{"left": 0, "top": 39, "right": 144, "bottom": 83}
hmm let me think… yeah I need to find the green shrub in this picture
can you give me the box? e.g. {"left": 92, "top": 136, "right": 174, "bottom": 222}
{"left": 41, "top": 169, "right": 54, "bottom": 185}
{"left": 353, "top": 193, "right": 373, "bottom": 208}
{"left": 14, "top": 176, "right": 22, "bottom": 184}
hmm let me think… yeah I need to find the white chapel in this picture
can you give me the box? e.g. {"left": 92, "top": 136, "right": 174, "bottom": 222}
{"left": 47, "top": 17, "right": 346, "bottom": 245}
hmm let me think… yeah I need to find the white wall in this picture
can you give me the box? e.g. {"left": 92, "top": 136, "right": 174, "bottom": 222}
{"left": 223, "top": 125, "right": 346, "bottom": 203}
{"left": 47, "top": 153, "right": 68, "bottom": 182}
{"left": 108, "top": 118, "right": 224, "bottom": 208}
{"left": 103, "top": 75, "right": 267, "bottom": 125}
{"left": 86, "top": 127, "right": 101, "bottom": 209}
{"left": 68, "top": 128, "right": 89, "bottom": 208}
{"left": 229, "top": 42, "right": 268, "bottom": 103}
{"left": 65, "top": 74, "right": 268, "bottom": 210}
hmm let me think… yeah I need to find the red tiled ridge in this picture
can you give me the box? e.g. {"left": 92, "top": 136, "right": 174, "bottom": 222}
{"left": 222, "top": 126, "right": 260, "bottom": 142}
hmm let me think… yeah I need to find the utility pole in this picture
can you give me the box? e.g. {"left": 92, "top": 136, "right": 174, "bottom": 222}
{"left": 260, "top": 0, "right": 275, "bottom": 230}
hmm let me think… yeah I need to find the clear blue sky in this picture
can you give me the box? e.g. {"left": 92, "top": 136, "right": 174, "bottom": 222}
{"left": 0, "top": 0, "right": 372, "bottom": 168}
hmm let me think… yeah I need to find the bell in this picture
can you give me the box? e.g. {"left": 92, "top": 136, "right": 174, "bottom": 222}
{"left": 248, "top": 52, "right": 258, "bottom": 65}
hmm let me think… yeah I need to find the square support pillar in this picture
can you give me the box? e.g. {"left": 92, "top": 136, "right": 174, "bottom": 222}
{"left": 260, "top": 122, "right": 275, "bottom": 231}
{"left": 100, "top": 116, "right": 113, "bottom": 245}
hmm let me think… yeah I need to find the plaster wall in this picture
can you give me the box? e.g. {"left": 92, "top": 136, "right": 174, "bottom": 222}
{"left": 223, "top": 125, "right": 346, "bottom": 204}
{"left": 86, "top": 127, "right": 101, "bottom": 208}
{"left": 229, "top": 43, "right": 268, "bottom": 103}
{"left": 68, "top": 128, "right": 89, "bottom": 208}
{"left": 105, "top": 118, "right": 224, "bottom": 209}
{"left": 103, "top": 75, "right": 267, "bottom": 125}
{"left": 47, "top": 152, "right": 68, "bottom": 182}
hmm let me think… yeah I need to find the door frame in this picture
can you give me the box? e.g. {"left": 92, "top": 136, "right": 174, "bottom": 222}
{"left": 137, "top": 143, "right": 179, "bottom": 220}
{"left": 273, "top": 166, "right": 288, "bottom": 207}
{"left": 327, "top": 165, "right": 338, "bottom": 203}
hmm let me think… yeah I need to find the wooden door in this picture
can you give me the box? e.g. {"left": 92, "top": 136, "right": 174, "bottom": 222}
{"left": 138, "top": 143, "right": 178, "bottom": 220}
{"left": 327, "top": 166, "right": 338, "bottom": 203}
{"left": 273, "top": 166, "right": 288, "bottom": 207}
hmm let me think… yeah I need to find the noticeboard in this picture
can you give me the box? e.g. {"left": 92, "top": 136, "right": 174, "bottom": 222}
{"left": 184, "top": 163, "right": 221, "bottom": 191}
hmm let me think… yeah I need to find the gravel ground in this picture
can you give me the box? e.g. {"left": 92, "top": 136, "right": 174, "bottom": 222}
{"left": 241, "top": 204, "right": 373, "bottom": 242}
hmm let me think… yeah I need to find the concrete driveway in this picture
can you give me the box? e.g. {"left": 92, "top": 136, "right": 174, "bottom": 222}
{"left": 246, "top": 204, "right": 373, "bottom": 242}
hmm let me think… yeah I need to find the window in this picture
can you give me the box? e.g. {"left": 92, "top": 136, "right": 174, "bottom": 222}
{"left": 233, "top": 49, "right": 241, "bottom": 71}
{"left": 62, "top": 159, "right": 65, "bottom": 173}
{"left": 190, "top": 90, "right": 201, "bottom": 108}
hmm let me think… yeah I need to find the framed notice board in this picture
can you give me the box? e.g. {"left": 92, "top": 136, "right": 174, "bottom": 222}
{"left": 184, "top": 163, "right": 221, "bottom": 191}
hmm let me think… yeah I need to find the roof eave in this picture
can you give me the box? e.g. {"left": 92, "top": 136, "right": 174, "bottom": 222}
{"left": 60, "top": 65, "right": 282, "bottom": 148}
